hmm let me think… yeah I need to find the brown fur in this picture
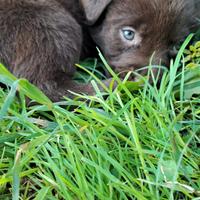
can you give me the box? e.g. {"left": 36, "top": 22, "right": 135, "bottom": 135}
{"left": 90, "top": 0, "right": 199, "bottom": 75}
{"left": 0, "top": 0, "right": 199, "bottom": 101}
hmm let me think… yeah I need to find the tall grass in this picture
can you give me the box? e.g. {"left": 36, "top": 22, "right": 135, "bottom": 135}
{"left": 0, "top": 35, "right": 200, "bottom": 200}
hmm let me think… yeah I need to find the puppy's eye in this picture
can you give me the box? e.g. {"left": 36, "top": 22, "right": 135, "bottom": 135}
{"left": 121, "top": 28, "right": 135, "bottom": 41}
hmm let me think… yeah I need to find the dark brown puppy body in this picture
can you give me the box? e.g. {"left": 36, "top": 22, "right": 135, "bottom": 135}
{"left": 0, "top": 0, "right": 89, "bottom": 101}
{"left": 0, "top": 0, "right": 199, "bottom": 101}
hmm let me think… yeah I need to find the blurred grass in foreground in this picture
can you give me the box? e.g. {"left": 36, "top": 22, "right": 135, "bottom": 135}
{"left": 0, "top": 34, "right": 199, "bottom": 200}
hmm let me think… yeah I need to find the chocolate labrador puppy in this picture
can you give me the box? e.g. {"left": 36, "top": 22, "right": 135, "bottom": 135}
{"left": 0, "top": 0, "right": 199, "bottom": 101}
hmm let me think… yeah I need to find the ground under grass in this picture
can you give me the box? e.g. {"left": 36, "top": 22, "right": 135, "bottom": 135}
{"left": 0, "top": 35, "right": 200, "bottom": 200}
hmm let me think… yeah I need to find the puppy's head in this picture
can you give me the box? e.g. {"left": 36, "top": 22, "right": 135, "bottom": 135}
{"left": 82, "top": 0, "right": 199, "bottom": 76}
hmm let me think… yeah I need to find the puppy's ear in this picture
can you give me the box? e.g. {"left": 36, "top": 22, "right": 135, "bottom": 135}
{"left": 81, "top": 0, "right": 112, "bottom": 25}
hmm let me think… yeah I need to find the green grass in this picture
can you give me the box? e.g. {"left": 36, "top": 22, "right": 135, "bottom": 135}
{"left": 0, "top": 34, "right": 200, "bottom": 200}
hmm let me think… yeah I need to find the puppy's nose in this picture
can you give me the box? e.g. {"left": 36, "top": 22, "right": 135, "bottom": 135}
{"left": 151, "top": 53, "right": 170, "bottom": 67}
{"left": 168, "top": 47, "right": 178, "bottom": 59}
